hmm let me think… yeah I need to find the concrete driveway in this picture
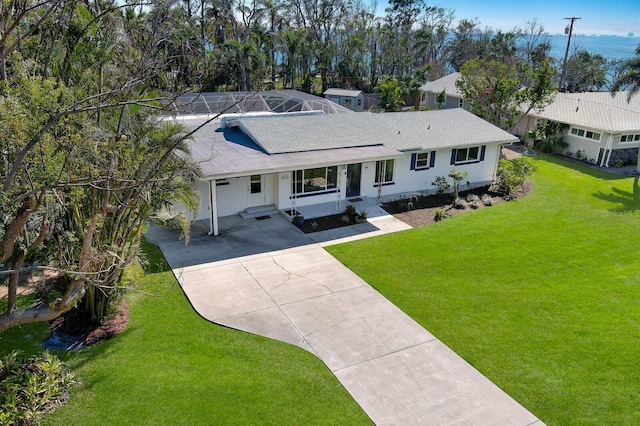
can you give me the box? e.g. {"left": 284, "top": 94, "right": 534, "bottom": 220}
{"left": 146, "top": 213, "right": 543, "bottom": 426}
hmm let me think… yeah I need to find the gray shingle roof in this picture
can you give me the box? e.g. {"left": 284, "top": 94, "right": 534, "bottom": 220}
{"left": 324, "top": 88, "right": 363, "bottom": 97}
{"left": 181, "top": 119, "right": 401, "bottom": 179}
{"left": 419, "top": 73, "right": 463, "bottom": 97}
{"left": 530, "top": 92, "right": 640, "bottom": 133}
{"left": 233, "top": 109, "right": 517, "bottom": 154}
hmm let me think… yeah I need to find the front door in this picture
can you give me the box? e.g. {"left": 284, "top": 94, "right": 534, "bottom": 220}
{"left": 247, "top": 174, "right": 264, "bottom": 207}
{"left": 346, "top": 164, "right": 361, "bottom": 198}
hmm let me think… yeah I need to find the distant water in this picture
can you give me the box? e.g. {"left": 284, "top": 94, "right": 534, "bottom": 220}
{"left": 547, "top": 34, "right": 638, "bottom": 62}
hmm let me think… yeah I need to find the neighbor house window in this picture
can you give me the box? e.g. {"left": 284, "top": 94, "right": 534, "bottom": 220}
{"left": 458, "top": 98, "right": 464, "bottom": 108}
{"left": 570, "top": 127, "right": 601, "bottom": 141}
{"left": 375, "top": 159, "right": 395, "bottom": 185}
{"left": 250, "top": 175, "right": 261, "bottom": 193}
{"left": 411, "top": 151, "right": 435, "bottom": 170}
{"left": 450, "top": 146, "right": 486, "bottom": 165}
{"left": 292, "top": 167, "right": 337, "bottom": 194}
{"left": 620, "top": 134, "right": 640, "bottom": 143}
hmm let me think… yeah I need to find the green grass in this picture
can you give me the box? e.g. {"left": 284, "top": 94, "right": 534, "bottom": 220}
{"left": 326, "top": 156, "right": 640, "bottom": 426}
{"left": 0, "top": 241, "right": 370, "bottom": 425}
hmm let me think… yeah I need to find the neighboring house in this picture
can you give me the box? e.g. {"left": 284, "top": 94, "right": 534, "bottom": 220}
{"left": 524, "top": 92, "right": 640, "bottom": 166}
{"left": 419, "top": 72, "right": 471, "bottom": 111}
{"left": 177, "top": 108, "right": 517, "bottom": 236}
{"left": 324, "top": 88, "right": 365, "bottom": 112}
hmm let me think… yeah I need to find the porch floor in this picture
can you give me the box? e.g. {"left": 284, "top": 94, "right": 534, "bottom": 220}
{"left": 285, "top": 196, "right": 390, "bottom": 221}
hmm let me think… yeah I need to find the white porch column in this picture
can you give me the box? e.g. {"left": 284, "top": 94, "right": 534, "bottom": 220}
{"left": 208, "top": 179, "right": 219, "bottom": 236}
{"left": 600, "top": 135, "right": 614, "bottom": 167}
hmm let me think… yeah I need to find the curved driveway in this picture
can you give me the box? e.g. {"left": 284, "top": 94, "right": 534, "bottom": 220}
{"left": 146, "top": 212, "right": 543, "bottom": 426}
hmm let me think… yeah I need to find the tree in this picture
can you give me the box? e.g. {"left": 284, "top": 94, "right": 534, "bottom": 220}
{"left": 456, "top": 55, "right": 557, "bottom": 130}
{"left": 610, "top": 44, "right": 640, "bottom": 102}
{"left": 0, "top": 0, "right": 202, "bottom": 332}
{"left": 524, "top": 121, "right": 567, "bottom": 153}
{"left": 561, "top": 50, "right": 607, "bottom": 92}
{"left": 611, "top": 44, "right": 640, "bottom": 174}
{"left": 375, "top": 77, "right": 407, "bottom": 111}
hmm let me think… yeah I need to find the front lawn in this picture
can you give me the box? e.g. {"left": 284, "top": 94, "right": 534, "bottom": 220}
{"left": 0, "top": 241, "right": 370, "bottom": 425}
{"left": 326, "top": 156, "right": 640, "bottom": 426}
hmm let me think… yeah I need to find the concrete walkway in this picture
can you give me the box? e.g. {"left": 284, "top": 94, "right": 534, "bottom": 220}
{"left": 146, "top": 212, "right": 543, "bottom": 425}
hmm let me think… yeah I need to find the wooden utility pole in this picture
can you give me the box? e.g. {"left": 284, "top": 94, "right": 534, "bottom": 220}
{"left": 558, "top": 17, "right": 581, "bottom": 91}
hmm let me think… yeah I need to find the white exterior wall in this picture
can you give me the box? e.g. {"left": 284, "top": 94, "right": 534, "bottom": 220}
{"left": 342, "top": 146, "right": 500, "bottom": 202}
{"left": 190, "top": 145, "right": 503, "bottom": 221}
{"left": 563, "top": 131, "right": 607, "bottom": 162}
{"left": 177, "top": 179, "right": 210, "bottom": 221}
{"left": 611, "top": 134, "right": 639, "bottom": 150}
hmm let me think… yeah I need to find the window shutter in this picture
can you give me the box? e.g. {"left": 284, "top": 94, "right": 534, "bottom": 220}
{"left": 480, "top": 145, "right": 486, "bottom": 161}
{"left": 410, "top": 153, "right": 416, "bottom": 170}
{"left": 429, "top": 151, "right": 436, "bottom": 168}
{"left": 450, "top": 149, "right": 457, "bottom": 165}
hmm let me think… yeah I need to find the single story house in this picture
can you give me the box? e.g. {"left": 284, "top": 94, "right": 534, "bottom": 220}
{"left": 523, "top": 91, "right": 640, "bottom": 167}
{"left": 419, "top": 72, "right": 471, "bottom": 111}
{"left": 178, "top": 108, "right": 517, "bottom": 236}
{"left": 323, "top": 88, "right": 365, "bottom": 112}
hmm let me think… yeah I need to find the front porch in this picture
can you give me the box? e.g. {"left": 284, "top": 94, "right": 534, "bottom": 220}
{"left": 283, "top": 196, "right": 391, "bottom": 222}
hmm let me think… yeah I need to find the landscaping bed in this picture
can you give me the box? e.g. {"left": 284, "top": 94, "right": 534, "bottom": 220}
{"left": 381, "top": 184, "right": 531, "bottom": 228}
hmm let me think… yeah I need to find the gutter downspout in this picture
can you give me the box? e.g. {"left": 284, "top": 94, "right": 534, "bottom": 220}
{"left": 207, "top": 179, "right": 219, "bottom": 236}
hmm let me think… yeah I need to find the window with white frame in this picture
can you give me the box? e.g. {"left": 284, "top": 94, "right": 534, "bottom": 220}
{"left": 375, "top": 159, "right": 394, "bottom": 184}
{"left": 570, "top": 127, "right": 601, "bottom": 141}
{"left": 620, "top": 134, "right": 640, "bottom": 143}
{"left": 292, "top": 167, "right": 338, "bottom": 194}
{"left": 413, "top": 152, "right": 432, "bottom": 170}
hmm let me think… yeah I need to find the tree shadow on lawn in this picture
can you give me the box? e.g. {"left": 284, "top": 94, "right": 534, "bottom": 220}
{"left": 542, "top": 155, "right": 634, "bottom": 181}
{"left": 592, "top": 176, "right": 640, "bottom": 213}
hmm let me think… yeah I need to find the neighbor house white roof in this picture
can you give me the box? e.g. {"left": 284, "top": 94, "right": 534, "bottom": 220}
{"left": 324, "top": 88, "right": 363, "bottom": 97}
{"left": 181, "top": 108, "right": 518, "bottom": 179}
{"left": 419, "top": 73, "right": 463, "bottom": 98}
{"left": 530, "top": 92, "right": 640, "bottom": 133}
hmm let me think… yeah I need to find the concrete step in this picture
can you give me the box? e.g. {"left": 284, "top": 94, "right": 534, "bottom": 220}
{"left": 239, "top": 204, "right": 279, "bottom": 219}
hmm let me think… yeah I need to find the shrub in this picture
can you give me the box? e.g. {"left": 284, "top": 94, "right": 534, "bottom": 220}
{"left": 470, "top": 200, "right": 480, "bottom": 209}
{"left": 614, "top": 159, "right": 625, "bottom": 168}
{"left": 481, "top": 194, "right": 494, "bottom": 206}
{"left": 453, "top": 197, "right": 466, "bottom": 209}
{"left": 310, "top": 221, "right": 319, "bottom": 231}
{"left": 495, "top": 158, "right": 535, "bottom": 198}
{"left": 466, "top": 194, "right": 480, "bottom": 203}
{"left": 434, "top": 208, "right": 448, "bottom": 221}
{"left": 0, "top": 351, "right": 77, "bottom": 425}
{"left": 431, "top": 176, "right": 451, "bottom": 195}
{"left": 340, "top": 214, "right": 351, "bottom": 224}
{"left": 344, "top": 205, "right": 356, "bottom": 217}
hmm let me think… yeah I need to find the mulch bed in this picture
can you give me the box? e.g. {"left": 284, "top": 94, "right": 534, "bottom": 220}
{"left": 295, "top": 213, "right": 362, "bottom": 234}
{"left": 382, "top": 184, "right": 532, "bottom": 228}
{"left": 43, "top": 301, "right": 129, "bottom": 350}
{"left": 291, "top": 183, "right": 532, "bottom": 233}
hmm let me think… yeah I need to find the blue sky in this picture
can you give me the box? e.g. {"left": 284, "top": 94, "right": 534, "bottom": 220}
{"left": 376, "top": 0, "right": 640, "bottom": 36}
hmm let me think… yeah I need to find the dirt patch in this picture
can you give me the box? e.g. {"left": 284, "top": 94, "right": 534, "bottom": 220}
{"left": 42, "top": 301, "right": 129, "bottom": 350}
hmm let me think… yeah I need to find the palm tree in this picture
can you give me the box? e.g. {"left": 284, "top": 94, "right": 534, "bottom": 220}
{"left": 611, "top": 44, "right": 640, "bottom": 102}
{"left": 611, "top": 44, "right": 640, "bottom": 175}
